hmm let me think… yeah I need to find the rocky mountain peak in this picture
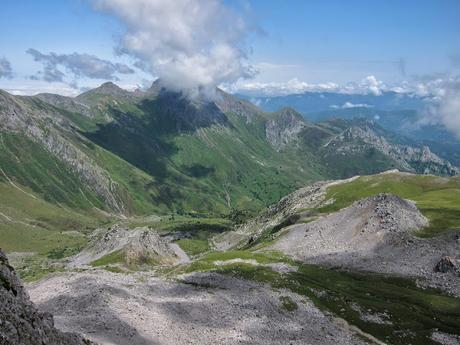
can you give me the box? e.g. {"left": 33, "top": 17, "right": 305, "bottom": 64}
{"left": 265, "top": 107, "right": 307, "bottom": 151}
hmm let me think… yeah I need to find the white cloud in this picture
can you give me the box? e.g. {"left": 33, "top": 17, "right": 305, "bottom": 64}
{"left": 230, "top": 73, "right": 460, "bottom": 101}
{"left": 225, "top": 78, "right": 341, "bottom": 96}
{"left": 415, "top": 76, "right": 460, "bottom": 137}
{"left": 228, "top": 75, "right": 388, "bottom": 96}
{"left": 330, "top": 102, "right": 373, "bottom": 109}
{"left": 92, "top": 0, "right": 256, "bottom": 96}
{"left": 0, "top": 57, "right": 13, "bottom": 79}
{"left": 439, "top": 92, "right": 460, "bottom": 137}
{"left": 27, "top": 49, "right": 134, "bottom": 88}
{"left": 358, "top": 75, "right": 383, "bottom": 96}
{"left": 5, "top": 84, "right": 81, "bottom": 97}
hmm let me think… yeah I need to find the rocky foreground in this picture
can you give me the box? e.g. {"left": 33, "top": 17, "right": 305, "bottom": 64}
{"left": 268, "top": 193, "right": 460, "bottom": 296}
{"left": 0, "top": 250, "right": 92, "bottom": 345}
{"left": 26, "top": 269, "right": 369, "bottom": 345}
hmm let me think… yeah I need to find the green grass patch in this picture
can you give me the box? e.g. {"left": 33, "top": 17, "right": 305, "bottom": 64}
{"left": 90, "top": 249, "right": 125, "bottom": 267}
{"left": 175, "top": 239, "right": 209, "bottom": 256}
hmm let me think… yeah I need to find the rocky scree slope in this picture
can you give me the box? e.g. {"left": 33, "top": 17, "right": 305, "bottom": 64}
{"left": 27, "top": 269, "right": 368, "bottom": 345}
{"left": 69, "top": 225, "right": 186, "bottom": 268}
{"left": 268, "top": 192, "right": 460, "bottom": 295}
{"left": 216, "top": 170, "right": 460, "bottom": 295}
{"left": 0, "top": 249, "right": 92, "bottom": 345}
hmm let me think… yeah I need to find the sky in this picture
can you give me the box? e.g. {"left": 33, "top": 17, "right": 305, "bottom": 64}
{"left": 0, "top": 0, "right": 459, "bottom": 96}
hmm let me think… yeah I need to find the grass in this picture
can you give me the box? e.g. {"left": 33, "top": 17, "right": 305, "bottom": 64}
{"left": 0, "top": 181, "right": 110, "bottom": 254}
{"left": 90, "top": 249, "right": 125, "bottom": 267}
{"left": 90, "top": 248, "right": 161, "bottom": 270}
{"left": 175, "top": 239, "right": 209, "bottom": 256}
{"left": 319, "top": 172, "right": 460, "bottom": 237}
{"left": 179, "top": 250, "right": 460, "bottom": 345}
{"left": 13, "top": 254, "right": 66, "bottom": 282}
{"left": 157, "top": 216, "right": 232, "bottom": 256}
{"left": 81, "top": 99, "right": 324, "bottom": 216}
{"left": 0, "top": 132, "right": 106, "bottom": 210}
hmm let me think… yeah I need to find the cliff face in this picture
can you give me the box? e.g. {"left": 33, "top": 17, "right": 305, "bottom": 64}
{"left": 0, "top": 250, "right": 92, "bottom": 345}
{"left": 265, "top": 108, "right": 306, "bottom": 151}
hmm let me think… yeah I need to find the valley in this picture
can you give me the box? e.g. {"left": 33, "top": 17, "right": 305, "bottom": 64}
{"left": 1, "top": 83, "right": 460, "bottom": 345}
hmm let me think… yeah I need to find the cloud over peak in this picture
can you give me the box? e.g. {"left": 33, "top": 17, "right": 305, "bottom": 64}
{"left": 92, "top": 0, "right": 256, "bottom": 95}
{"left": 27, "top": 49, "right": 134, "bottom": 87}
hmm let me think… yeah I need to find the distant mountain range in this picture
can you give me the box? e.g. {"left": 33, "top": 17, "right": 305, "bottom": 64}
{"left": 240, "top": 91, "right": 460, "bottom": 166}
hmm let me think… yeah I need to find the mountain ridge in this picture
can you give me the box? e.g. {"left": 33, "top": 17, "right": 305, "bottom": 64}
{"left": 0, "top": 83, "right": 457, "bottom": 222}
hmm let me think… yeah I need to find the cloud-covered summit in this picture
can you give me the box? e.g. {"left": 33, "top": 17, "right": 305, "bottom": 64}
{"left": 27, "top": 49, "right": 134, "bottom": 87}
{"left": 92, "top": 0, "right": 256, "bottom": 96}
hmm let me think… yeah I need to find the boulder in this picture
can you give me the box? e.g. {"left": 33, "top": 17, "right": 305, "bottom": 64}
{"left": 435, "top": 256, "right": 459, "bottom": 274}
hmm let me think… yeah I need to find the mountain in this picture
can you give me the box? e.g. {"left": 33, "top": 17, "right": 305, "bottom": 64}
{"left": 240, "top": 91, "right": 429, "bottom": 116}
{"left": 240, "top": 90, "right": 460, "bottom": 167}
{"left": 0, "top": 82, "right": 457, "bottom": 261}
{"left": 2, "top": 81, "right": 460, "bottom": 345}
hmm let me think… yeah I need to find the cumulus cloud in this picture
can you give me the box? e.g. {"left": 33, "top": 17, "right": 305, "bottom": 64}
{"left": 330, "top": 102, "right": 373, "bottom": 109}
{"left": 439, "top": 90, "right": 460, "bottom": 137}
{"left": 228, "top": 75, "right": 389, "bottom": 97}
{"left": 27, "top": 49, "right": 134, "bottom": 87}
{"left": 0, "top": 57, "right": 13, "bottom": 79}
{"left": 92, "top": 0, "right": 256, "bottom": 96}
{"left": 227, "top": 78, "right": 342, "bottom": 96}
{"left": 357, "top": 75, "right": 383, "bottom": 95}
{"left": 414, "top": 75, "right": 460, "bottom": 137}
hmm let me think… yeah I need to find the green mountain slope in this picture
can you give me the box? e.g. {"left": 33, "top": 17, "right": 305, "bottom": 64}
{"left": 0, "top": 82, "right": 457, "bottom": 224}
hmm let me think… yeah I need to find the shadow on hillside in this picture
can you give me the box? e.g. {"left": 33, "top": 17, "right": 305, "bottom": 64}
{"left": 83, "top": 89, "right": 228, "bottom": 184}
{"left": 36, "top": 277, "right": 157, "bottom": 345}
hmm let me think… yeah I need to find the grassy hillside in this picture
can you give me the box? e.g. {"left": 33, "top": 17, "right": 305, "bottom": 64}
{"left": 320, "top": 172, "right": 460, "bottom": 237}
{"left": 0, "top": 180, "right": 104, "bottom": 253}
{"left": 0, "top": 132, "right": 105, "bottom": 209}
{"left": 82, "top": 93, "right": 323, "bottom": 215}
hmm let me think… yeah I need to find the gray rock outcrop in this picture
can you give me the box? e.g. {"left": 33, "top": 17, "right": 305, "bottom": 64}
{"left": 435, "top": 256, "right": 459, "bottom": 274}
{"left": 0, "top": 249, "right": 92, "bottom": 345}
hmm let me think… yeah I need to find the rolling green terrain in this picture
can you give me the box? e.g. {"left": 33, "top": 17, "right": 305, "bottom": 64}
{"left": 1, "top": 83, "right": 457, "bottom": 223}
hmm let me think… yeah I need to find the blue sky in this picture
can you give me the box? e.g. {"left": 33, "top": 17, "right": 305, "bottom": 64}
{"left": 0, "top": 0, "right": 459, "bottom": 95}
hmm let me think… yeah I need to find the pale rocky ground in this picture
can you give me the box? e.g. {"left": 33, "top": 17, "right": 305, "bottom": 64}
{"left": 269, "top": 193, "right": 460, "bottom": 296}
{"left": 69, "top": 225, "right": 186, "bottom": 268}
{"left": 27, "top": 270, "right": 368, "bottom": 345}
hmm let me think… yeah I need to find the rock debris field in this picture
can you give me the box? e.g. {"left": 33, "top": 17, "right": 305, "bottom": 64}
{"left": 27, "top": 270, "right": 368, "bottom": 345}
